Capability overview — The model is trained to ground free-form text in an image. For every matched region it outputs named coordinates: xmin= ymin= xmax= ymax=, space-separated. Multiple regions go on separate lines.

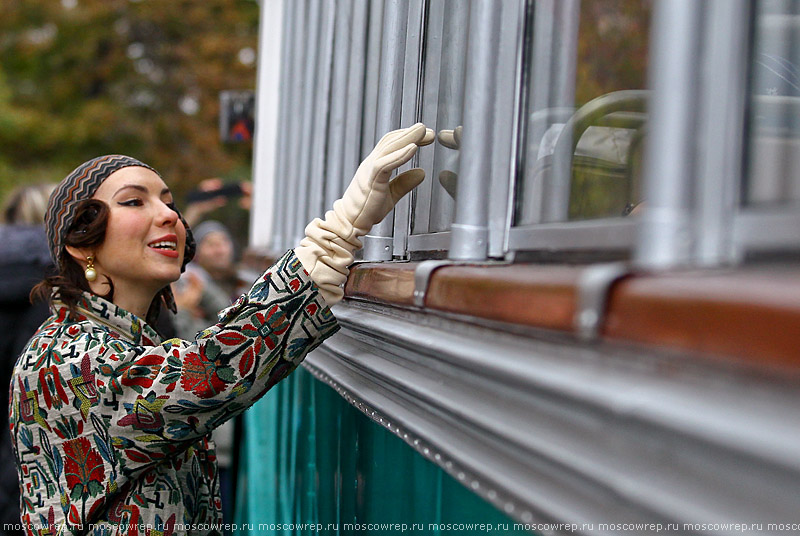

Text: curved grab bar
xmin=544 ymin=89 xmax=649 ymax=222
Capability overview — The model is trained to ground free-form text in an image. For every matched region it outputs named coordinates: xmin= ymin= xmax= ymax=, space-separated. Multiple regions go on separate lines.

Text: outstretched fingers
xmin=419 ymin=127 xmax=435 ymax=146
xmin=377 ymin=123 xmax=433 ymax=155
xmin=374 ymin=143 xmax=419 ymax=177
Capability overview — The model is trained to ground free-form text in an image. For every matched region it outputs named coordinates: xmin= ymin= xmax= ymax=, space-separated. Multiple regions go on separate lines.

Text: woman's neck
xmin=89 ymin=279 xmax=156 ymax=319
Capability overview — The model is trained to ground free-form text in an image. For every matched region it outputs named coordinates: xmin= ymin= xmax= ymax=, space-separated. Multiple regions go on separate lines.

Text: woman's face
xmin=89 ymin=166 xmax=186 ymax=302
xmin=196 ymin=231 xmax=234 ymax=274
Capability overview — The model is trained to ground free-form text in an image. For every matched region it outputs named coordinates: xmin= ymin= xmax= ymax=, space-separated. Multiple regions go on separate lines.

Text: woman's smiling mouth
xmin=148 ymin=236 xmax=179 ymax=257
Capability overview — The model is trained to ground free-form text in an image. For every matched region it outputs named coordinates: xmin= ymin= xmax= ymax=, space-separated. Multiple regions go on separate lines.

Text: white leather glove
xmin=295 ymin=123 xmax=434 ymax=305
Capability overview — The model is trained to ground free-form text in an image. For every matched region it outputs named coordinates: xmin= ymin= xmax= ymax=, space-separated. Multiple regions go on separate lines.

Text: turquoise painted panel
xmin=235 ymin=367 xmax=533 ymax=535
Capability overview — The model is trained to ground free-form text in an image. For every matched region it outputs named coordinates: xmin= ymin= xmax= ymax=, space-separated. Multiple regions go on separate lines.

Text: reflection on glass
xmin=518 ymin=0 xmax=651 ymax=225
xmin=745 ymin=0 xmax=800 ymax=206
xmin=437 ymin=126 xmax=462 ymax=199
xmin=412 ymin=0 xmax=467 ymax=235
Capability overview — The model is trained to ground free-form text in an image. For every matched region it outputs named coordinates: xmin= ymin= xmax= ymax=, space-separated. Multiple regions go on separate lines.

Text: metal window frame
xmin=307 ymin=0 xmax=336 ymax=228
xmin=405 ymin=0 xmax=524 ymax=259
xmin=634 ymin=0 xmax=701 ymax=268
xmin=425 ymin=0 xmax=469 ymax=235
xmin=269 ymin=0 xmax=763 ymax=264
xmin=323 ymin=0 xmax=355 ymax=210
xmin=509 ymin=0 xmax=752 ymax=267
xmin=448 ymin=0 xmax=501 ymax=260
xmin=282 ymin=0 xmax=315 ymax=251
xmin=290 ymin=0 xmax=318 ymax=247
xmin=362 ymin=0 xmax=410 ymax=261
xmin=509 ymin=0 xmax=645 ymax=257
xmin=634 ymin=0 xmax=755 ymax=268
xmin=508 ymin=218 xmax=638 ymax=252
xmin=392 ymin=0 xmax=427 ymax=258
xmin=692 ymin=0 xmax=750 ymax=266
xmin=517 ymin=0 xmax=580 ymax=227
xmin=360 ymin=1 xmax=384 ymax=163
xmin=489 ymin=0 xmax=526 ymax=259
xmin=732 ymin=2 xmax=800 ymax=258
xmin=342 ymin=1 xmax=370 ymax=189
xmin=734 ymin=208 xmax=800 ymax=252
xmin=266 ymin=0 xmax=293 ymax=252
xmin=409 ymin=0 xmax=446 ymax=239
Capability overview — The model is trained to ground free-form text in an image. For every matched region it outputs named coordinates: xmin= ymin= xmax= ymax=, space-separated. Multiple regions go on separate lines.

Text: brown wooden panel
xmin=342 ymin=261 xmax=800 ymax=370
xmin=425 ymin=265 xmax=581 ymax=331
xmin=604 ymin=269 xmax=800 ymax=370
xmin=344 ymin=262 xmax=419 ymax=306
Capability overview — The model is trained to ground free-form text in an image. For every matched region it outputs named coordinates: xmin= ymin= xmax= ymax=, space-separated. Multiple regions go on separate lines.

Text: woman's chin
xmin=147 ymin=269 xmax=183 ymax=290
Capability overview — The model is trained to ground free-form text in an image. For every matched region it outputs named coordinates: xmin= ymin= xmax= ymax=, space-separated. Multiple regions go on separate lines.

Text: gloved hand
xmin=295 ymin=123 xmax=434 ymax=305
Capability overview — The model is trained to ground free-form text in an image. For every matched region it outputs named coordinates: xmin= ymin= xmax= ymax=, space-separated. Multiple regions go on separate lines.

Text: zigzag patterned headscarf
xmin=45 ymin=155 xmax=196 ymax=308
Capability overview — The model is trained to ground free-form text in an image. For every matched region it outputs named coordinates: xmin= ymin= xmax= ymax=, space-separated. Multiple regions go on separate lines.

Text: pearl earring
xmin=85 ymin=255 xmax=97 ymax=282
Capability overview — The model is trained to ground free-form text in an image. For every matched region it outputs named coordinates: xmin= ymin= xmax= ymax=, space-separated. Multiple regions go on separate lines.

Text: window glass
xmin=412 ymin=0 xmax=468 ymax=235
xmin=745 ymin=0 xmax=800 ymax=206
xmin=517 ymin=0 xmax=651 ymax=226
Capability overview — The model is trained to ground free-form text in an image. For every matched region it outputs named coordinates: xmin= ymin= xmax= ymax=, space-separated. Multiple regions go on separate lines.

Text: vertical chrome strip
xmin=635 ymin=0 xmax=701 ymax=268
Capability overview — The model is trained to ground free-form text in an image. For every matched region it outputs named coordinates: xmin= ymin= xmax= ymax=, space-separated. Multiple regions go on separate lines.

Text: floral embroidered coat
xmin=9 ymin=251 xmax=339 ymax=535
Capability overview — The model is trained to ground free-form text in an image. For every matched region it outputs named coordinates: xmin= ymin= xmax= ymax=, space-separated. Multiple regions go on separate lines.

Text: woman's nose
xmin=158 ymin=201 xmax=179 ymax=226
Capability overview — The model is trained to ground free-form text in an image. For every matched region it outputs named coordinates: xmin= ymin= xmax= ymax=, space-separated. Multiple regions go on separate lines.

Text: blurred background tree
xmin=575 ymin=0 xmax=651 ymax=106
xmin=0 ymin=0 xmax=258 ymax=221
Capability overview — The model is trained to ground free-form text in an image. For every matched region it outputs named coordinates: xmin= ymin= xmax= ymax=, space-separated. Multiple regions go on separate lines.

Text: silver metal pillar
xmin=263 ymin=0 xmax=290 ymax=251
xmin=449 ymin=0 xmax=501 ymax=260
xmin=695 ymin=0 xmax=750 ymax=265
xmin=283 ymin=0 xmax=309 ymax=252
xmin=343 ymin=0 xmax=369 ymax=188
xmin=307 ymin=1 xmax=335 ymax=224
xmin=363 ymin=0 xmax=409 ymax=260
xmin=635 ymin=0 xmax=701 ymax=268
xmin=535 ymin=0 xmax=580 ymax=224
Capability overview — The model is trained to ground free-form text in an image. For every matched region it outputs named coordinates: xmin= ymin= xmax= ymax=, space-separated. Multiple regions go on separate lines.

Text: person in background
xmin=181 ymin=178 xmax=252 ymax=229
xmin=172 ymin=221 xmax=238 ymax=337
xmin=0 ymin=183 xmax=55 ymax=536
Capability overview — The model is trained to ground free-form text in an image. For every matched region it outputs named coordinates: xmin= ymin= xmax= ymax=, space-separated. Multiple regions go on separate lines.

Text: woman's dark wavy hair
xmin=31 ymin=199 xmax=168 ymax=328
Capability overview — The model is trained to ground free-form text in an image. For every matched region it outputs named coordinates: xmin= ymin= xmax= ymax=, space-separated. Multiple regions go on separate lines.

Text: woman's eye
xmin=119 ymin=199 xmax=143 ymax=207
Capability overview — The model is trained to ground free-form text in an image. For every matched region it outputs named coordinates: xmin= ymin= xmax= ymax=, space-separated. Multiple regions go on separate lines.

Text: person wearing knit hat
xmin=10 ymin=123 xmax=433 ymax=534
xmin=172 ymin=220 xmax=241 ymax=534
xmin=190 ymin=220 xmax=238 ymax=294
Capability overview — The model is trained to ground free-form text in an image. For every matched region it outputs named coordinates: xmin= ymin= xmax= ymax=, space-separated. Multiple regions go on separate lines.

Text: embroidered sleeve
xmin=92 ymin=250 xmax=339 ymax=476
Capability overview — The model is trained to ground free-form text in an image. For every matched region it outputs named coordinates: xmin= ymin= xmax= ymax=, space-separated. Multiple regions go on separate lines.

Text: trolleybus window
xmin=518 ymin=0 xmax=651 ymax=227
xmin=746 ymin=0 xmax=800 ymax=207
xmin=412 ymin=0 xmax=468 ymax=236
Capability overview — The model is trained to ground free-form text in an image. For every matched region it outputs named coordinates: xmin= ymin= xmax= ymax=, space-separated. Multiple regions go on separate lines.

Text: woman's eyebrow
xmin=111 ymin=185 xmax=172 ymax=198
xmin=112 ymin=184 xmax=148 ymax=198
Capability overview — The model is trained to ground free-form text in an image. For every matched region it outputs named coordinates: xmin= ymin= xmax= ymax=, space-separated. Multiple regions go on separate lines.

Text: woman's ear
xmin=64 ymin=245 xmax=91 ymax=267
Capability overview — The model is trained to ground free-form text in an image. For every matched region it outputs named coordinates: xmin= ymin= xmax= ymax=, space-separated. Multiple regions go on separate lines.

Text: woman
xmin=10 ymin=124 xmax=433 ymax=535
